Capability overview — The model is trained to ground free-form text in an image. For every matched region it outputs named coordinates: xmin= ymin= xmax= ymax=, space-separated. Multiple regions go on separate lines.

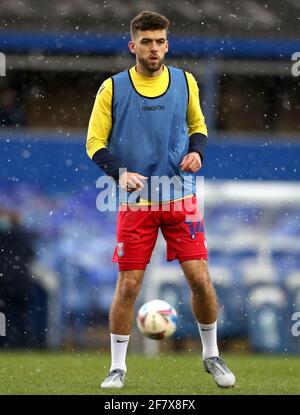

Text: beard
xmin=137 ymin=55 xmax=164 ymax=73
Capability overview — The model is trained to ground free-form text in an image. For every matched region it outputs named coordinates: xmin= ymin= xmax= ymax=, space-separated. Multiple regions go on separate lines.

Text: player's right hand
xmin=119 ymin=172 xmax=148 ymax=192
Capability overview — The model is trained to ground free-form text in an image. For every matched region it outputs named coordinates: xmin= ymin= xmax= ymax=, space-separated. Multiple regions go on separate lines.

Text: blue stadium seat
xmin=206 ymin=205 xmax=263 ymax=234
xmin=271 ymin=207 xmax=300 ymax=237
xmin=284 ymin=271 xmax=300 ymax=353
xmin=246 ymin=284 xmax=290 ymax=353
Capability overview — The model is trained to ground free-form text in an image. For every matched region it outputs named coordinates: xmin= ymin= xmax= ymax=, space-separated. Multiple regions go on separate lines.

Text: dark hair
xmin=130 ymin=11 xmax=170 ymax=39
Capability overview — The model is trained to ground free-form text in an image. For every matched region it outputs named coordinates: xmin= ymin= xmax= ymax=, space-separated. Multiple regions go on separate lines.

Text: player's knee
xmin=187 ymin=270 xmax=212 ymax=294
xmin=119 ymin=275 xmax=141 ymax=302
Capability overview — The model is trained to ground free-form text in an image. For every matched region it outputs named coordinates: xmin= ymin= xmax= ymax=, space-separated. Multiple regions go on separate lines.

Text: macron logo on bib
xmin=142 ymin=105 xmax=165 ymax=111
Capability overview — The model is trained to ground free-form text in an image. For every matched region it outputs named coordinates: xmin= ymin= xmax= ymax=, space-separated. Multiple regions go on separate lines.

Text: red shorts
xmin=112 ymin=196 xmax=208 ymax=271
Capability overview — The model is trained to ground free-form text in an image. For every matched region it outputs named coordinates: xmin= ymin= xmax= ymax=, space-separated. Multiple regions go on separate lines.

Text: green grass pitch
xmin=0 ymin=351 xmax=299 ymax=395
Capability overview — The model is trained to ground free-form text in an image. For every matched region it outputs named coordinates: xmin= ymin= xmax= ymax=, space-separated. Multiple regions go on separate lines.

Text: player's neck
xmin=135 ymin=63 xmax=164 ymax=78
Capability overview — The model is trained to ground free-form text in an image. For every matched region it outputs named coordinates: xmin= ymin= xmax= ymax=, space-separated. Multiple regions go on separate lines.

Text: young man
xmin=86 ymin=11 xmax=235 ymax=389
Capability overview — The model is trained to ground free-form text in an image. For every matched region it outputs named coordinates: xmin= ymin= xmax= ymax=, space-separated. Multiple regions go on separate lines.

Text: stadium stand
xmin=0 ymin=1 xmax=300 ymax=352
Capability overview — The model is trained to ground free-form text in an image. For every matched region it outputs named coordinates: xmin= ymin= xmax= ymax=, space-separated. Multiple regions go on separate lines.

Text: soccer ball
xmin=136 ymin=299 xmax=177 ymax=340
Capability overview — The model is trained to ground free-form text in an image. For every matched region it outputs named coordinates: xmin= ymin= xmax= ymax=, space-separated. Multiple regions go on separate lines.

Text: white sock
xmin=110 ymin=333 xmax=130 ymax=372
xmin=197 ymin=321 xmax=219 ymax=360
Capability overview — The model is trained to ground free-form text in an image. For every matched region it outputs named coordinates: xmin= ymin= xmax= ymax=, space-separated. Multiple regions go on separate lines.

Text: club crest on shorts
xmin=117 ymin=242 xmax=124 ymax=257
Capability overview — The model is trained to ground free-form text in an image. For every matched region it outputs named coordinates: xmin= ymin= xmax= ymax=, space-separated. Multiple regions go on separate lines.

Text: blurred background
xmin=0 ymin=0 xmax=299 ymax=355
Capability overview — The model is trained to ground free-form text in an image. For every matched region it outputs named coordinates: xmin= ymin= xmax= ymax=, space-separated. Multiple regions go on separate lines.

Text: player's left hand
xmin=180 ymin=151 xmax=202 ymax=172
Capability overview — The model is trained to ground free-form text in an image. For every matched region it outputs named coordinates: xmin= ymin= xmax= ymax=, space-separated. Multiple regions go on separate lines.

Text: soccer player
xmin=86 ymin=11 xmax=235 ymax=389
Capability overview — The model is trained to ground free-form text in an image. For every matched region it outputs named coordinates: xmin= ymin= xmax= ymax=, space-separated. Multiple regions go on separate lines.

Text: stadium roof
xmin=1 ymin=0 xmax=300 ymax=39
